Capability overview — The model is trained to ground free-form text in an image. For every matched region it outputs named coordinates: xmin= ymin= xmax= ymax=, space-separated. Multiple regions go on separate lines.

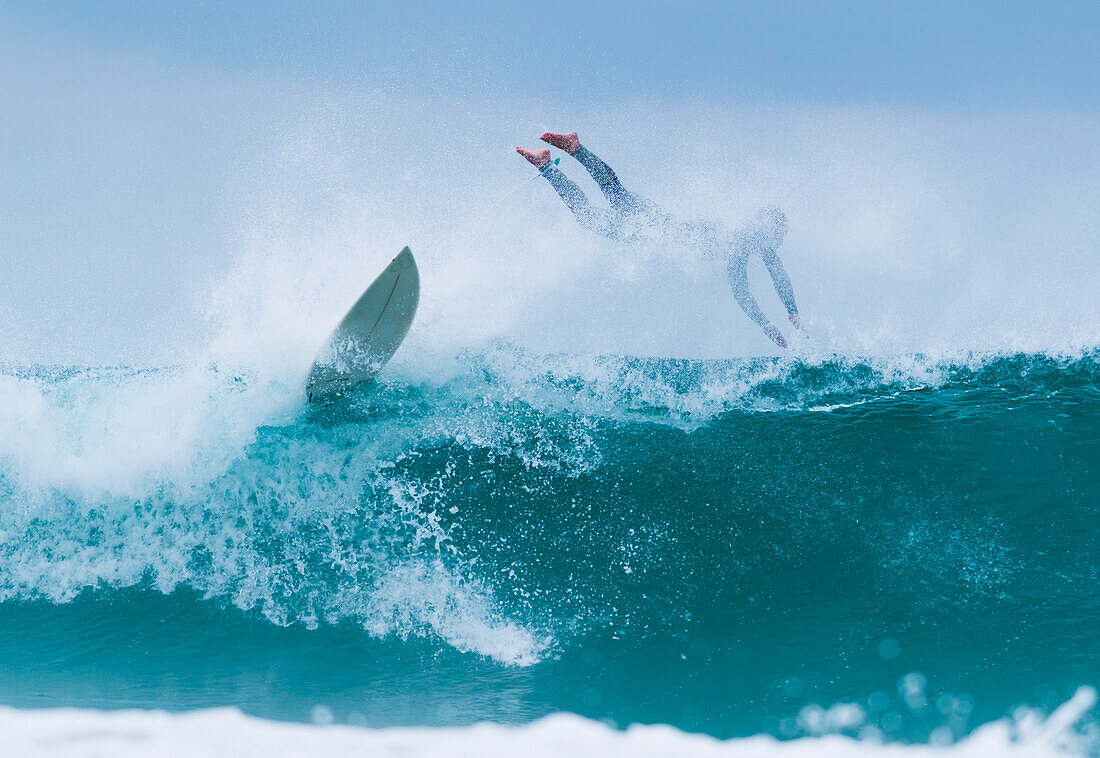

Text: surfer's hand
xmin=763 ymin=324 xmax=788 ymax=348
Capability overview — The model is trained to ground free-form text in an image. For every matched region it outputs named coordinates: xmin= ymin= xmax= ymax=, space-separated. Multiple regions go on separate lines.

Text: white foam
xmin=0 ymin=362 xmax=558 ymax=666
xmin=0 ymin=364 xmax=300 ymax=500
xmin=367 ymin=560 xmax=551 ymax=666
xmin=0 ymin=687 xmax=1095 ymax=757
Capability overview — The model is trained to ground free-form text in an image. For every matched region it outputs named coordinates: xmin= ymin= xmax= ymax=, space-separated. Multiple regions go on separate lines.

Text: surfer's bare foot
xmin=540 ymin=131 xmax=580 ymax=154
xmin=789 ymin=312 xmax=803 ymax=330
xmin=763 ymin=323 xmax=788 ymax=349
xmin=516 ymin=146 xmax=552 ymax=167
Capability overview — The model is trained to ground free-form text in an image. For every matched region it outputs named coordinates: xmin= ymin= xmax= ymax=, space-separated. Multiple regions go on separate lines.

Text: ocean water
xmin=0 ymin=347 xmax=1097 ymax=753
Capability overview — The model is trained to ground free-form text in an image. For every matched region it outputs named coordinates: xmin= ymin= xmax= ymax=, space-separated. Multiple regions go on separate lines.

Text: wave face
xmin=0 ymin=349 xmax=1097 ymax=743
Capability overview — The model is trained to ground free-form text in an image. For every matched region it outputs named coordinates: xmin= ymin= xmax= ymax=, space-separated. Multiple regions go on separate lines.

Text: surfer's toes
xmin=516 ymin=146 xmax=552 ymax=167
xmin=540 ymin=131 xmax=580 ymax=154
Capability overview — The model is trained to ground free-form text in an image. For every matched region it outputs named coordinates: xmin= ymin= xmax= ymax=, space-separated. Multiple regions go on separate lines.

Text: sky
xmin=1 ymin=1 xmax=1098 ymax=365
xmin=6 ymin=0 xmax=1100 ymax=107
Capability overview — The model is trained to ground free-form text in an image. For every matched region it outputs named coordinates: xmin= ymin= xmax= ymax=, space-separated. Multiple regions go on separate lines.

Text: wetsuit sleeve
xmin=726 ymin=255 xmax=769 ymax=328
xmin=762 ymin=249 xmax=798 ymax=315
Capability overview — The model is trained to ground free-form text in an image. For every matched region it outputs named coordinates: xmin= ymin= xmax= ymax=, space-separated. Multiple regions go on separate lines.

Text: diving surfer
xmin=517 ymin=132 xmax=802 ymax=348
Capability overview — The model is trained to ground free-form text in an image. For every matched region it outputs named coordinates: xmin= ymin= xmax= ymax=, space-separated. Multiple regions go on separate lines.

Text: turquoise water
xmin=0 ymin=349 xmax=1097 ymax=744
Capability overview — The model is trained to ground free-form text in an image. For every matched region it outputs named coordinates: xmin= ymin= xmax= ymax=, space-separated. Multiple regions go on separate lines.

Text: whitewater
xmin=1 ymin=44 xmax=1099 ymax=754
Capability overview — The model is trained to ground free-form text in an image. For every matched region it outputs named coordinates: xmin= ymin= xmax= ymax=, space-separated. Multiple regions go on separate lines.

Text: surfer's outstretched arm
xmin=762 ymin=249 xmax=801 ymax=328
xmin=728 ymin=255 xmax=788 ymax=348
xmin=516 ymin=146 xmax=611 ymax=237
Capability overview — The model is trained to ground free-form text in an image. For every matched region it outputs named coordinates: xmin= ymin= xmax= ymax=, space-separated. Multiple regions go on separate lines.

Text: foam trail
xmin=0 ymin=688 xmax=1095 ymax=757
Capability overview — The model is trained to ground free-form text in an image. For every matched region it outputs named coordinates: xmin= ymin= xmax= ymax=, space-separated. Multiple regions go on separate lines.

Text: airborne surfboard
xmin=306 ymin=246 xmax=419 ymax=402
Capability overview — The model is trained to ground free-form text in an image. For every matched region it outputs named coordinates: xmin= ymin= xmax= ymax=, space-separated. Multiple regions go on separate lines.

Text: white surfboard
xmin=306 ymin=246 xmax=419 ymax=402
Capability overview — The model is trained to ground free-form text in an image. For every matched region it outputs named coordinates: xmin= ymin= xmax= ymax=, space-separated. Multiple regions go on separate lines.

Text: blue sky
xmin=7 ymin=0 xmax=1099 ymax=108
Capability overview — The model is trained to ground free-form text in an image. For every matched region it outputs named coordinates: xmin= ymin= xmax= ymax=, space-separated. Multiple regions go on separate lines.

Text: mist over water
xmin=3 ymin=27 xmax=1099 ymax=367
xmin=207 ymin=98 xmax=1100 ymax=373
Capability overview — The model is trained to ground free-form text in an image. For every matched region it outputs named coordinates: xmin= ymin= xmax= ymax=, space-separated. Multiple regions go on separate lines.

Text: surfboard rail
xmin=306 ymin=246 xmax=419 ymax=402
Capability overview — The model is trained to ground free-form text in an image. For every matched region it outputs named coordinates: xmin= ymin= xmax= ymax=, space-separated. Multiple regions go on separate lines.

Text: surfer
xmin=517 ymin=132 xmax=802 ymax=348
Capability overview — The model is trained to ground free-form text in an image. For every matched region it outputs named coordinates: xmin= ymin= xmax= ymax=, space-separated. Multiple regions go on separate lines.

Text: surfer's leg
xmin=538 ymin=162 xmax=595 ymax=221
xmin=516 ymin=146 xmax=610 ymax=235
xmin=541 ymin=132 xmax=645 ymax=214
